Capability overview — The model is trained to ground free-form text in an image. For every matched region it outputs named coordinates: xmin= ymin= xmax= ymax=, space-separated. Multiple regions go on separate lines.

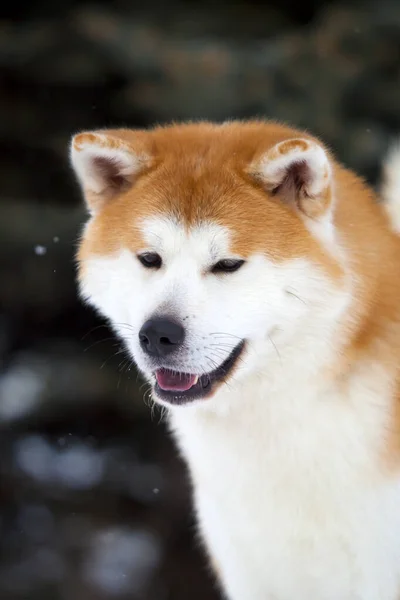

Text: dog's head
xmin=71 ymin=122 xmax=349 ymax=407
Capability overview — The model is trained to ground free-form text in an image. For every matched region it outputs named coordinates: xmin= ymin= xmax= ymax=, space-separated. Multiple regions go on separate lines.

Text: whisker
xmin=205 ymin=356 xmax=236 ymax=393
xmin=268 ymin=334 xmax=281 ymax=363
xmin=139 ymin=379 xmax=151 ymax=394
xmin=207 ymin=347 xmax=247 ymax=372
xmin=99 ymin=347 xmax=125 ymax=370
xmin=208 ymin=343 xmax=237 ymax=350
xmin=285 ymin=289 xmax=307 ymax=305
xmin=204 ymin=355 xmax=221 ymax=372
xmin=81 ymin=324 xmax=112 ymax=340
xmin=158 ymin=405 xmax=168 ymax=424
xmin=209 ymin=332 xmax=242 ymax=340
xmin=117 ymin=356 xmax=130 ymax=373
xmin=83 ymin=338 xmax=120 ymax=352
xmin=81 ymin=322 xmax=136 ymax=343
xmin=142 ymin=385 xmax=153 ymax=409
xmin=134 ymin=227 xmax=163 ymax=246
xmin=113 ymin=322 xmax=137 ymax=332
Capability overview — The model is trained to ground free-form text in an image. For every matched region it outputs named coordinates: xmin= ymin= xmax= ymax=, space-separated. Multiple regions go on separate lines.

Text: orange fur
xmin=75 ymin=120 xmax=400 ymax=470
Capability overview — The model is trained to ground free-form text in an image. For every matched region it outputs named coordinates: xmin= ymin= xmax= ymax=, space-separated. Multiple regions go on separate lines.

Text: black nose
xmin=139 ymin=318 xmax=185 ymax=357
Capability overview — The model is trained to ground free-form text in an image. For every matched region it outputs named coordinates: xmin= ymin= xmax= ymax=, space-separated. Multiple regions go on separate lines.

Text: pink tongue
xmin=156 ymin=369 xmax=198 ymax=392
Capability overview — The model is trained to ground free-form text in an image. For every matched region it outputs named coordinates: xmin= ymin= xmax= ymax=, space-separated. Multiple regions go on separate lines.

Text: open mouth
xmin=153 ymin=340 xmax=245 ymax=405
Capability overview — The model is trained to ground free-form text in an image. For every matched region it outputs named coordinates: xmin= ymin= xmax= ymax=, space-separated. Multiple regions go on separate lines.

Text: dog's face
xmin=72 ymin=122 xmax=347 ymax=407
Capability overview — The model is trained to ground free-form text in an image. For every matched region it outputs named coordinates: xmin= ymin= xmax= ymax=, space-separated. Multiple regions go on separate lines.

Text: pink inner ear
xmin=271 ymin=159 xmax=311 ymax=201
xmin=92 ymin=156 xmax=128 ymax=189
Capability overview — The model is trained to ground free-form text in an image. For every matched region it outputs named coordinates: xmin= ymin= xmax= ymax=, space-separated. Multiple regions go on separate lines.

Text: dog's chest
xmin=171 ymin=379 xmax=400 ymax=600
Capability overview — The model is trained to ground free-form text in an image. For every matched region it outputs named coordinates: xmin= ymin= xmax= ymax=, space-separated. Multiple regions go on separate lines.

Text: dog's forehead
xmin=140 ymin=216 xmax=232 ymax=260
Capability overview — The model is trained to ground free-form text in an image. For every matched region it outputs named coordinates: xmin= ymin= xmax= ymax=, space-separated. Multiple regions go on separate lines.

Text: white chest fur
xmin=170 ymin=367 xmax=400 ymax=600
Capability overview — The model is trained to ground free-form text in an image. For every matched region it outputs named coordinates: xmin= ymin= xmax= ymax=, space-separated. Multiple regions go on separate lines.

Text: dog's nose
xmin=139 ymin=318 xmax=185 ymax=357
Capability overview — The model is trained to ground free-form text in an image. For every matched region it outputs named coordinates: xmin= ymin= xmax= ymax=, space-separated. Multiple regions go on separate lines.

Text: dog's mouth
xmin=153 ymin=341 xmax=245 ymax=405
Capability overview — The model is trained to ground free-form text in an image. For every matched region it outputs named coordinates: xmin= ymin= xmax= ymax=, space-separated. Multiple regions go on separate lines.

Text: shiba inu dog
xmin=70 ymin=121 xmax=400 ymax=600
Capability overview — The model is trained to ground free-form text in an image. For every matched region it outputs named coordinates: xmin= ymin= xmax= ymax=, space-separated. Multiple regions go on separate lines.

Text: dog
xmin=70 ymin=121 xmax=400 ymax=600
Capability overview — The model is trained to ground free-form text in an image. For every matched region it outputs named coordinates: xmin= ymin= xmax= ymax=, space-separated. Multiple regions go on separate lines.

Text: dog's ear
xmin=70 ymin=130 xmax=151 ymax=214
xmin=250 ymin=138 xmax=333 ymax=220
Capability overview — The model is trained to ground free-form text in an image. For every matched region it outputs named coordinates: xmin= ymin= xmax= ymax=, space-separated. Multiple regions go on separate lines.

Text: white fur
xmin=172 ymin=364 xmax=400 ymax=600
xmin=258 ymin=138 xmax=337 ymax=249
xmin=259 ymin=138 xmax=332 ymax=199
xmin=80 ymin=217 xmax=346 ymax=393
xmin=70 ymin=133 xmax=141 ymax=196
xmin=79 ymin=216 xmax=400 ymax=600
xmin=382 ymin=141 xmax=400 ymax=234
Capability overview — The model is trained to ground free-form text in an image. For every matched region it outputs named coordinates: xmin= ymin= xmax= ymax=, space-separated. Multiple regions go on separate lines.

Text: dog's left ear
xmin=250 ymin=138 xmax=333 ymax=220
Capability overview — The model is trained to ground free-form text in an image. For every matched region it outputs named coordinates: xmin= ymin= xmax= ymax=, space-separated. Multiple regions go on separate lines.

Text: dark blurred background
xmin=0 ymin=0 xmax=399 ymax=598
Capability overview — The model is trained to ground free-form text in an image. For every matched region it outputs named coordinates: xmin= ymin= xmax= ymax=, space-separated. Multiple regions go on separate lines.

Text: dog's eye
xmin=211 ymin=259 xmax=245 ymax=274
xmin=138 ymin=252 xmax=162 ymax=269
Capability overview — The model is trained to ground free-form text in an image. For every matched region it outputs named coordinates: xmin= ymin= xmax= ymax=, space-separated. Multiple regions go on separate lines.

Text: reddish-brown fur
xmin=75 ymin=120 xmax=400 ymax=469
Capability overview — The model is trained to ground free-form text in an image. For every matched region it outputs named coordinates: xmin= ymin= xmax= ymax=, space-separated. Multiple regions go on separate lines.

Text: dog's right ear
xmin=70 ymin=130 xmax=151 ymax=214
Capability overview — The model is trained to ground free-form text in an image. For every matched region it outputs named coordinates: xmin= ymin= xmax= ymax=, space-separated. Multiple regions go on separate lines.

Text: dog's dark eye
xmin=211 ymin=259 xmax=245 ymax=274
xmin=138 ymin=252 xmax=162 ymax=269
